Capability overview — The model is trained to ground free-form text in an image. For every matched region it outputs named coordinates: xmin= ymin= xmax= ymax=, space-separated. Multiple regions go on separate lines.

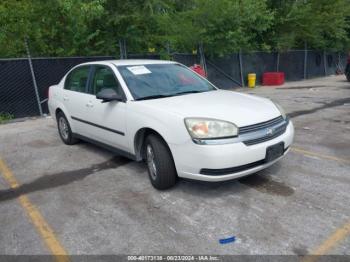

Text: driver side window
xmin=90 ymin=66 xmax=124 ymax=98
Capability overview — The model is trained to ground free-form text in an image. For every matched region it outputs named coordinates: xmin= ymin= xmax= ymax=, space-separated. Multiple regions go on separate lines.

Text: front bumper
xmin=170 ymin=121 xmax=294 ymax=182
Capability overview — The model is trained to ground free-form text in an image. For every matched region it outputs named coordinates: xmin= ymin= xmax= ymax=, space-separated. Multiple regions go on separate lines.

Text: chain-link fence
xmin=0 ymin=50 xmax=347 ymax=119
xmin=203 ymin=50 xmax=345 ymax=88
xmin=128 ymin=50 xmax=347 ymax=88
xmin=0 ymin=56 xmax=114 ymax=118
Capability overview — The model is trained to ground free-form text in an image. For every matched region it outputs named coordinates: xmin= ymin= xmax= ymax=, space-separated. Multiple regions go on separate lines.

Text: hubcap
xmin=58 ymin=117 xmax=69 ymax=140
xmin=146 ymin=144 xmax=157 ymax=180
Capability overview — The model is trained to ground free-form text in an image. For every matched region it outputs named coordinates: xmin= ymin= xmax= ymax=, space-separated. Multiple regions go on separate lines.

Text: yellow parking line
xmin=0 ymin=158 xmax=69 ymax=262
xmin=292 ymin=147 xmax=350 ymax=260
xmin=291 ymin=147 xmax=350 ymax=164
xmin=302 ymin=220 xmax=350 ymax=262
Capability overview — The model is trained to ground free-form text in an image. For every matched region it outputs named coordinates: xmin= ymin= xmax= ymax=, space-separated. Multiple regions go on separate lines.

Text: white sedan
xmin=48 ymin=60 xmax=294 ymax=189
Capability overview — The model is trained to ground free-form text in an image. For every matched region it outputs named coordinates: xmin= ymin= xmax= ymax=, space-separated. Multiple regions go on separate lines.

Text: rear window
xmin=65 ymin=66 xmax=90 ymax=93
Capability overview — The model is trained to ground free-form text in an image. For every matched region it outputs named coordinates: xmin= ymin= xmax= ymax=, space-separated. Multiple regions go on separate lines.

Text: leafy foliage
xmin=0 ymin=112 xmax=14 ymax=124
xmin=0 ymin=0 xmax=349 ymax=58
xmin=267 ymin=0 xmax=350 ymax=51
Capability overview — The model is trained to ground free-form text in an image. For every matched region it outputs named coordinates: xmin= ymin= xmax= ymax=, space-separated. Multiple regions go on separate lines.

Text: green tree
xmin=267 ymin=0 xmax=350 ymax=51
xmin=165 ymin=0 xmax=274 ymax=56
xmin=0 ymin=0 xmax=105 ymax=57
xmin=0 ymin=0 xmax=349 ymax=58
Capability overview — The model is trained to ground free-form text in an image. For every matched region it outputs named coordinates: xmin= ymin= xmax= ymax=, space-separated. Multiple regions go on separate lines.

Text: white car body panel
xmin=132 ymin=90 xmax=281 ymax=127
xmin=48 ymin=59 xmax=295 ymax=182
xmin=81 ymin=94 xmax=128 ymax=151
xmin=62 ymin=90 xmax=92 ymax=135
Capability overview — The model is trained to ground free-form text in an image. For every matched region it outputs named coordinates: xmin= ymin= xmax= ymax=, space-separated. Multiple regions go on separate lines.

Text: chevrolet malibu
xmin=48 ymin=60 xmax=294 ymax=189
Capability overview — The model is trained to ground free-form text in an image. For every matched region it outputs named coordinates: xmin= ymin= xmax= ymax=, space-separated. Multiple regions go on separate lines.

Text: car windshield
xmin=117 ymin=64 xmax=216 ymax=100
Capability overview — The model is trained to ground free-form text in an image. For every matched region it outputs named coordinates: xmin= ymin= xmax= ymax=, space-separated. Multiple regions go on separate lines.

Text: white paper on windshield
xmin=127 ymin=65 xmax=151 ymax=75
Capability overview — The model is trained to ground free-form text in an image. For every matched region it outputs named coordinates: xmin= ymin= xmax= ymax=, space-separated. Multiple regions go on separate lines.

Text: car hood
xmin=137 ymin=90 xmax=282 ymax=127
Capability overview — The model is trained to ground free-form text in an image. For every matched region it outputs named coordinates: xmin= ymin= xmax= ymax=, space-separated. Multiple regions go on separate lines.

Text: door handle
xmin=86 ymin=102 xmax=94 ymax=108
xmin=63 ymin=95 xmax=69 ymax=101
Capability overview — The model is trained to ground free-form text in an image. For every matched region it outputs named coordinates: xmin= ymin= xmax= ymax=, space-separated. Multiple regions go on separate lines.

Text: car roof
xmin=80 ymin=59 xmax=178 ymax=66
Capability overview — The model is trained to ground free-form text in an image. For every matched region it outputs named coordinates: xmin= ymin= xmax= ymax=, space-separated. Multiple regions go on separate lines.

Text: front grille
xmin=239 ymin=116 xmax=284 ymax=134
xmin=243 ymin=124 xmax=287 ymax=145
xmin=238 ymin=116 xmax=288 ymax=146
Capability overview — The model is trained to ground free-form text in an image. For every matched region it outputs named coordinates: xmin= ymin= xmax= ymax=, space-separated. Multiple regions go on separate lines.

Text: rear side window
xmin=64 ymin=66 xmax=90 ymax=92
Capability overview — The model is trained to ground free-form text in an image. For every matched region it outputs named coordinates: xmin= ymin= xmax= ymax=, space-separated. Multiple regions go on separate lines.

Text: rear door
xmin=61 ymin=65 xmax=92 ymax=136
xmin=84 ymin=65 xmax=128 ymax=151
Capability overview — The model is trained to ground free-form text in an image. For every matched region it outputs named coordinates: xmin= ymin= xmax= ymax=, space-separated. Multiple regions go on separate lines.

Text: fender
xmin=49 ymin=85 xmax=77 ymax=133
xmin=126 ymin=102 xmax=191 ymax=156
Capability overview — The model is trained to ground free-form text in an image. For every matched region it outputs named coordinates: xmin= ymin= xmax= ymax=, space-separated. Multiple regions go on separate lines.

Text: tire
xmin=346 ymin=64 xmax=350 ymax=82
xmin=144 ymin=134 xmax=177 ymax=190
xmin=56 ymin=111 xmax=79 ymax=145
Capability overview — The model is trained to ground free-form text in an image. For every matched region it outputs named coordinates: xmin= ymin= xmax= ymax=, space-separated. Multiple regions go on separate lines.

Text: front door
xmin=84 ymin=65 xmax=128 ymax=151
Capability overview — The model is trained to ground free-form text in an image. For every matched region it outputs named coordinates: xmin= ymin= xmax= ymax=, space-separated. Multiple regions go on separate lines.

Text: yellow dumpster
xmin=248 ymin=73 xmax=256 ymax=88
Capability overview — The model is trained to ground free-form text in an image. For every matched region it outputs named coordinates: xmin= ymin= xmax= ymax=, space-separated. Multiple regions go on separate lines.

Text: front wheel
xmin=145 ymin=134 xmax=177 ymax=190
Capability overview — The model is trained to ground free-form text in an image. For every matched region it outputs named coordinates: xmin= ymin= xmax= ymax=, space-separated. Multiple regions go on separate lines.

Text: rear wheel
xmin=56 ymin=111 xmax=79 ymax=145
xmin=144 ymin=134 xmax=177 ymax=190
xmin=346 ymin=64 xmax=350 ymax=82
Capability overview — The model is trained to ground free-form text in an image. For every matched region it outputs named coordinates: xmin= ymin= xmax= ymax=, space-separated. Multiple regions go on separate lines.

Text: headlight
xmin=184 ymin=118 xmax=238 ymax=139
xmin=273 ymin=102 xmax=287 ymax=119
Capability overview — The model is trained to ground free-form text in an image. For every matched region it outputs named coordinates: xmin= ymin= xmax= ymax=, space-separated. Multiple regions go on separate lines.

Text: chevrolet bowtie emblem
xmin=266 ymin=128 xmax=274 ymax=136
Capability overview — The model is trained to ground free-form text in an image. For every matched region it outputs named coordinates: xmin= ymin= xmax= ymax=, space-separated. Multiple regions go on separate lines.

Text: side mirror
xmin=96 ymin=88 xmax=123 ymax=103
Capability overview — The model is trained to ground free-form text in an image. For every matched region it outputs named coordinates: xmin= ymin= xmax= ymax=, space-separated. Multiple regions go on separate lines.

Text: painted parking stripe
xmin=0 ymin=158 xmax=69 ymax=262
xmin=291 ymin=147 xmax=350 ymax=261
xmin=302 ymin=220 xmax=350 ymax=262
xmin=291 ymin=147 xmax=350 ymax=164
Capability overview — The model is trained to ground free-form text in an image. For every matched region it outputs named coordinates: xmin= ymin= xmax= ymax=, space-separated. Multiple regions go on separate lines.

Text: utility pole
xmin=119 ymin=39 xmax=127 ymax=59
xmin=25 ymin=38 xmax=43 ymax=116
xmin=303 ymin=42 xmax=308 ymax=79
xmin=198 ymin=42 xmax=207 ymax=76
xmin=239 ymin=50 xmax=245 ymax=87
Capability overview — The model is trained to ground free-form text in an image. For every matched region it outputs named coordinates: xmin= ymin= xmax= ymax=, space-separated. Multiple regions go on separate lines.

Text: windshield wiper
xmin=135 ymin=90 xmax=210 ymax=101
xmin=135 ymin=94 xmax=173 ymax=101
xmin=171 ymin=90 xmax=206 ymax=96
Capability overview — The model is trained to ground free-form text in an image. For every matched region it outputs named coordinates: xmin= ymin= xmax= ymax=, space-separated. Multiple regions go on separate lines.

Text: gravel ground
xmin=0 ymin=75 xmax=349 ymax=257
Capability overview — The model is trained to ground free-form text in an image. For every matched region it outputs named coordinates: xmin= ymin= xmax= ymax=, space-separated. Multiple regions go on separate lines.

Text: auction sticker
xmin=127 ymin=65 xmax=152 ymax=75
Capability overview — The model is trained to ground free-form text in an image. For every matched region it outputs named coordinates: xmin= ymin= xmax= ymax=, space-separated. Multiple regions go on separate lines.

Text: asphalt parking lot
xmin=0 ymin=75 xmax=349 ymax=257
